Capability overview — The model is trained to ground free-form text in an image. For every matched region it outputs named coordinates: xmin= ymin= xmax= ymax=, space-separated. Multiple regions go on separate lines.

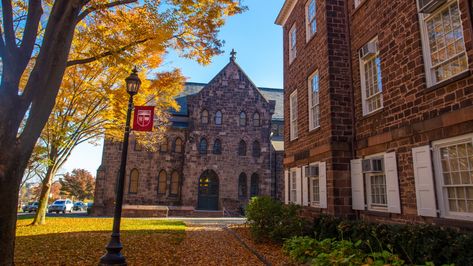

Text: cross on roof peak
xmin=230 ymin=49 xmax=237 ymax=62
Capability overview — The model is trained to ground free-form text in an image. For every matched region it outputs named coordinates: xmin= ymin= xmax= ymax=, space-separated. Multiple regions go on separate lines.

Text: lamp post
xmin=99 ymin=67 xmax=141 ymax=266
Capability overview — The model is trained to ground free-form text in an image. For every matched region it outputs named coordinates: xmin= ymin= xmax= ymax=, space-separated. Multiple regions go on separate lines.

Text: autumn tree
xmin=0 ymin=1 xmax=244 ymax=264
xmin=59 ymin=169 xmax=95 ymax=201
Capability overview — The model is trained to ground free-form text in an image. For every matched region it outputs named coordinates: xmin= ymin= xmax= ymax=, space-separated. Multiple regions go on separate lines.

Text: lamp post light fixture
xmin=99 ymin=67 xmax=141 ymax=266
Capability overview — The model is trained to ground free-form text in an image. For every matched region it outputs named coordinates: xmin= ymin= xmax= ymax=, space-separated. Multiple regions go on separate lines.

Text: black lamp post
xmin=99 ymin=67 xmax=141 ymax=266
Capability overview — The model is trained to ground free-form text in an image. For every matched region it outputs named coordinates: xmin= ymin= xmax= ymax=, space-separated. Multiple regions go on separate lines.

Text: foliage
xmin=15 ymin=218 xmax=185 ymax=265
xmin=245 ymin=196 xmax=308 ymax=243
xmin=59 ymin=169 xmax=95 ymax=200
xmin=284 ymin=236 xmax=404 ymax=266
xmin=311 ymin=215 xmax=473 ymax=265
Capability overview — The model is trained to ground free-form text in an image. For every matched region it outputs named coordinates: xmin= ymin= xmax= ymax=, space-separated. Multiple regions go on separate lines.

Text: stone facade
xmin=277 ymin=0 xmax=473 ymax=229
xmin=93 ymin=57 xmax=284 ymax=216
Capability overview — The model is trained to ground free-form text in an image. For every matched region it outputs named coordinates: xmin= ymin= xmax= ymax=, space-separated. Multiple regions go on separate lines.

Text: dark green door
xmin=197 ymin=170 xmax=219 ymax=210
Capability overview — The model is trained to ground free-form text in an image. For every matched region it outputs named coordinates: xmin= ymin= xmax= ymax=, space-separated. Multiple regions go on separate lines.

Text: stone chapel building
xmin=93 ymin=53 xmax=284 ymax=216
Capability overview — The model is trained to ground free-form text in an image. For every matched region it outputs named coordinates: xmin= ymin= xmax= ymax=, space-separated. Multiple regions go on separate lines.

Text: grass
xmin=15 ymin=217 xmax=186 ymax=265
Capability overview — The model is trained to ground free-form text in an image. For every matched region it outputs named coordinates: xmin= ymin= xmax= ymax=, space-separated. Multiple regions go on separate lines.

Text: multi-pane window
xmin=199 ymin=138 xmax=208 ymax=154
xmin=360 ymin=38 xmax=383 ymax=115
xmin=160 ymin=137 xmax=168 ymax=152
xmin=238 ymin=140 xmax=247 ymax=156
xmin=239 ymin=112 xmax=247 ymax=126
xmin=311 ymin=177 xmax=320 ymax=204
xmin=420 ymin=0 xmax=467 ymax=85
xmin=253 ymin=112 xmax=260 ymax=127
xmin=438 ymin=141 xmax=473 ymax=215
xmin=290 ymin=90 xmax=298 ymax=140
xmin=308 ymin=71 xmax=320 ymax=130
xmin=367 ymin=174 xmax=387 ymax=208
xmin=289 ymin=24 xmax=297 ymax=63
xmin=158 ymin=170 xmax=167 ymax=195
xmin=290 ymin=170 xmax=297 ymax=203
xmin=306 ymin=0 xmax=317 ymax=40
xmin=170 ymin=171 xmax=180 ymax=196
xmin=174 ymin=138 xmax=183 ymax=153
xmin=201 ymin=110 xmax=209 ymax=124
xmin=215 ymin=111 xmax=222 ymax=125
xmin=129 ymin=169 xmax=139 ymax=194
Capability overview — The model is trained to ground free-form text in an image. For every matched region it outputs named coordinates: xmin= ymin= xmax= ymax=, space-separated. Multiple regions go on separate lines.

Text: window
xmin=215 ymin=111 xmax=222 ymax=125
xmin=213 ymin=139 xmax=222 ymax=154
xmin=159 ymin=137 xmax=168 ymax=152
xmin=238 ymin=140 xmax=247 ymax=156
xmin=308 ymin=71 xmax=320 ymax=130
xmin=199 ymin=138 xmax=208 ymax=154
xmin=434 ymin=135 xmax=473 ymax=219
xmin=290 ymin=169 xmax=297 ymax=203
xmin=170 ymin=171 xmax=180 ymax=196
xmin=359 ymin=37 xmax=383 ymax=115
xmin=129 ymin=169 xmax=139 ymax=194
xmin=307 ymin=165 xmax=320 ymax=206
xmin=305 ymin=0 xmax=317 ymax=41
xmin=252 ymin=141 xmax=261 ymax=157
xmin=289 ymin=24 xmax=297 ymax=63
xmin=174 ymin=138 xmax=183 ymax=153
xmin=419 ymin=0 xmax=467 ymax=86
xmin=253 ymin=112 xmax=260 ymax=127
xmin=238 ymin=173 xmax=248 ymax=199
xmin=364 ymin=156 xmax=387 ymax=210
xmin=290 ymin=90 xmax=298 ymax=140
xmin=239 ymin=112 xmax=247 ymax=126
xmin=354 ymin=0 xmax=363 ymax=8
xmin=201 ymin=110 xmax=209 ymax=124
xmin=158 ymin=170 xmax=167 ymax=195
xmin=250 ymin=173 xmax=260 ymax=197
xmin=134 ymin=140 xmax=142 ymax=151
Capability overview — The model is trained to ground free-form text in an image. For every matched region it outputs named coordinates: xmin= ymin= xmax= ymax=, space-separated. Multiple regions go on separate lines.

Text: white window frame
xmin=290 ymin=168 xmax=298 ymax=204
xmin=290 ymin=90 xmax=298 ymax=140
xmin=364 ymin=153 xmax=388 ymax=212
xmin=308 ymin=70 xmax=320 ymax=131
xmin=418 ymin=0 xmax=468 ymax=87
xmin=308 ymin=163 xmax=320 ymax=207
xmin=305 ymin=0 xmax=317 ymax=42
xmin=432 ymin=133 xmax=473 ymax=221
xmin=289 ymin=23 xmax=297 ymax=63
xmin=354 ymin=0 xmax=363 ymax=8
xmin=359 ymin=37 xmax=383 ymax=116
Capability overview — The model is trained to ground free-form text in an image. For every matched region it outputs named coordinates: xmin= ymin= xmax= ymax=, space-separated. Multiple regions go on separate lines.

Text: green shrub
xmin=245 ymin=196 xmax=307 ymax=242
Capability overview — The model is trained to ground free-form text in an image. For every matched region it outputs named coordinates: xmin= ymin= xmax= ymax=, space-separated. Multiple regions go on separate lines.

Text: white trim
xmin=351 ymin=159 xmax=365 ymax=210
xmin=289 ymin=23 xmax=297 ymax=64
xmin=284 ymin=170 xmax=289 ymax=204
xmin=319 ymin=162 xmax=327 ymax=208
xmin=412 ymin=145 xmax=438 ymax=217
xmin=275 ymin=0 xmax=297 ymax=26
xmin=385 ymin=152 xmax=401 ymax=213
xmin=359 ymin=37 xmax=383 ymax=116
xmin=302 ymin=166 xmax=309 ymax=206
xmin=364 ymin=153 xmax=388 ymax=212
xmin=290 ymin=90 xmax=298 ymax=140
xmin=308 ymin=70 xmax=320 ymax=131
xmin=305 ymin=0 xmax=317 ymax=42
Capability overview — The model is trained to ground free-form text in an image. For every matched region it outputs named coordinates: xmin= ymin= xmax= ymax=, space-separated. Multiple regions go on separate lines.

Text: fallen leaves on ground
xmin=229 ymin=224 xmax=297 ymax=266
xmin=15 ymin=218 xmax=185 ymax=265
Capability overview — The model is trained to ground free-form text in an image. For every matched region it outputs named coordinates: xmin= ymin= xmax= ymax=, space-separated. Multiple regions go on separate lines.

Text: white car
xmin=48 ymin=199 xmax=74 ymax=214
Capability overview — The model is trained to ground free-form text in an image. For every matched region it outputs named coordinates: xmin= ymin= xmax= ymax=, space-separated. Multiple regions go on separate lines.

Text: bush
xmin=311 ymin=215 xmax=473 ymax=265
xmin=284 ymin=236 xmax=404 ymax=266
xmin=245 ymin=196 xmax=308 ymax=242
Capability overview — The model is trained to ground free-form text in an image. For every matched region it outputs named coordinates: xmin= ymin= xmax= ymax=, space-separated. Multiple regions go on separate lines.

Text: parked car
xmin=73 ymin=201 xmax=87 ymax=211
xmin=28 ymin=202 xmax=39 ymax=212
xmin=48 ymin=199 xmax=73 ymax=214
xmin=22 ymin=203 xmax=30 ymax=212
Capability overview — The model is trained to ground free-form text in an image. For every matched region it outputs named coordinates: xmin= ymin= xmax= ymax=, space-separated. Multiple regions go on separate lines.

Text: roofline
xmin=184 ymin=82 xmax=207 ymax=86
xmin=258 ymin=87 xmax=283 ymax=91
xmin=275 ymin=0 xmax=297 ymax=26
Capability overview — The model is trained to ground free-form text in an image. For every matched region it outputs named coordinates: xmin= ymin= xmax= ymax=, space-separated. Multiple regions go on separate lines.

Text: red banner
xmin=133 ymin=106 xmax=154 ymax=132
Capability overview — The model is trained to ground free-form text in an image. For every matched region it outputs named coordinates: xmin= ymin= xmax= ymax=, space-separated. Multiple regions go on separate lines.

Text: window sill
xmin=359 ymin=108 xmax=384 ymax=121
xmin=305 ymin=31 xmax=317 ymax=45
xmin=426 ymin=70 xmax=471 ymax=93
xmin=364 ymin=209 xmax=390 ymax=217
xmin=309 ymin=126 xmax=321 ymax=133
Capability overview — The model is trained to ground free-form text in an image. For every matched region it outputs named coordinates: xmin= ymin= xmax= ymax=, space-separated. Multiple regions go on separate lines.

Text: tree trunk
xmin=31 ymin=167 xmax=56 ymax=225
xmin=0 ymin=156 xmax=28 ymax=265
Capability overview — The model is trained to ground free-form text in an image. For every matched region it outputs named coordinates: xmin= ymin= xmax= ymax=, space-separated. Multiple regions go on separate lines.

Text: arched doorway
xmin=197 ymin=170 xmax=219 ymax=210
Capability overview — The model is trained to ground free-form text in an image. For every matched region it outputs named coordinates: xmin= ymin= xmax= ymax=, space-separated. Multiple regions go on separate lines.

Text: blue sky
xmin=62 ymin=0 xmax=285 ymax=175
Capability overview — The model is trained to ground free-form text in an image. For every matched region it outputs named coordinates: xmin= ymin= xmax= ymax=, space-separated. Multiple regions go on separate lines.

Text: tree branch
xmin=2 ymin=0 xmax=17 ymax=49
xmin=66 ymin=38 xmax=151 ymax=67
xmin=19 ymin=0 xmax=43 ymax=64
xmin=77 ymin=0 xmax=137 ymax=23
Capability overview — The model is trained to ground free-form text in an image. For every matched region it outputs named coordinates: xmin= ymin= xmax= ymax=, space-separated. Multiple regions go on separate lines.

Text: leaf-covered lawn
xmin=15 ymin=218 xmax=185 ymax=265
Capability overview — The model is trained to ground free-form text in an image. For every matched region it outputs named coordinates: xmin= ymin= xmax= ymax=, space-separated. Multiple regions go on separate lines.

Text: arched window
xmin=238 ymin=140 xmax=247 ymax=156
xmin=252 ymin=140 xmax=261 ymax=157
xmin=213 ymin=139 xmax=222 ymax=154
xmin=170 ymin=171 xmax=180 ymax=196
xmin=238 ymin=173 xmax=248 ymax=199
xmin=201 ymin=109 xmax=209 ymax=124
xmin=174 ymin=137 xmax=183 ymax=153
xmin=215 ymin=111 xmax=222 ymax=125
xmin=250 ymin=173 xmax=259 ymax=197
xmin=160 ymin=137 xmax=168 ymax=152
xmin=134 ymin=140 xmax=142 ymax=151
xmin=239 ymin=112 xmax=247 ymax=126
xmin=199 ymin=138 xmax=208 ymax=154
xmin=158 ymin=170 xmax=167 ymax=195
xmin=253 ymin=112 xmax=261 ymax=127
xmin=129 ymin=169 xmax=139 ymax=194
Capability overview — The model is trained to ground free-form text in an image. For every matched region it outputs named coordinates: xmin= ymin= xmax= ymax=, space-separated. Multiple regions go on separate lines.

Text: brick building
xmin=93 ymin=54 xmax=285 ymax=216
xmin=276 ymin=0 xmax=473 ymax=227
